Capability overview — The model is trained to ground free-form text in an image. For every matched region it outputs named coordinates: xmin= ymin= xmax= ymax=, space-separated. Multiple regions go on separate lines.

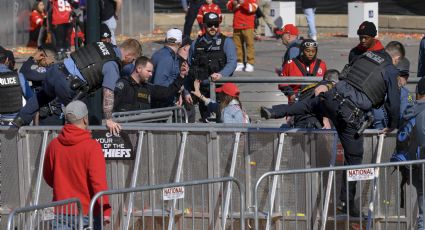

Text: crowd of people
xmin=1 ymin=0 xmax=424 ymax=228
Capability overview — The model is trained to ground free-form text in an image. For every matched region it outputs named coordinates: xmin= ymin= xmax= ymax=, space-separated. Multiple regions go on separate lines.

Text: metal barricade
xmin=7 ymin=198 xmax=83 ymax=230
xmin=112 ymin=106 xmax=188 ymax=123
xmin=88 ymin=177 xmax=245 ymax=230
xmin=254 ymin=159 xmax=425 ymax=230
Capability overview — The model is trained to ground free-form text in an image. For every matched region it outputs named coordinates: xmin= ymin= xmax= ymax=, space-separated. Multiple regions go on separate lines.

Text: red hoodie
xmin=43 ymin=124 xmax=110 ymax=216
xmin=226 ymin=0 xmax=258 ymax=29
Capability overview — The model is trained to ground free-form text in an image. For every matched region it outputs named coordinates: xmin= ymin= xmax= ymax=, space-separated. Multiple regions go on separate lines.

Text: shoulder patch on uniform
xmin=35 ymin=66 xmax=47 ymax=73
xmin=116 ymin=81 xmax=124 ymax=90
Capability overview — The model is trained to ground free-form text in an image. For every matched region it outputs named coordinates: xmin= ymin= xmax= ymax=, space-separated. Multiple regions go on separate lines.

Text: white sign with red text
xmin=163 ymin=186 xmax=185 ymax=200
xmin=347 ymin=168 xmax=375 ymax=181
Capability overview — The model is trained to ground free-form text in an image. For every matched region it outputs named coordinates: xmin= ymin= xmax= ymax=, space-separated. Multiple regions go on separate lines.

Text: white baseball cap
xmin=166 ymin=28 xmax=182 ymax=44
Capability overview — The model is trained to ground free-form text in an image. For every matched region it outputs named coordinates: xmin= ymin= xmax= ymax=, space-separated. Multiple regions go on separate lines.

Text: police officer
xmin=262 ymin=42 xmax=402 ymax=217
xmin=0 ymin=48 xmax=33 ymax=125
xmin=20 ymin=45 xmax=65 ymax=125
xmin=13 ymin=38 xmax=143 ymax=135
xmin=114 ymin=56 xmax=188 ymax=112
xmin=187 ymin=12 xmax=237 ymax=122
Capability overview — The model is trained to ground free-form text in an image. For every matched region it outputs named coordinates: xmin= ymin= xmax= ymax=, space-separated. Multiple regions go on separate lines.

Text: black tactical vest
xmin=340 ymin=51 xmax=388 ymax=107
xmin=70 ymin=42 xmax=120 ymax=91
xmin=136 ymin=85 xmax=151 ymax=110
xmin=190 ymin=34 xmax=227 ymax=81
xmin=0 ymin=71 xmax=23 ymax=114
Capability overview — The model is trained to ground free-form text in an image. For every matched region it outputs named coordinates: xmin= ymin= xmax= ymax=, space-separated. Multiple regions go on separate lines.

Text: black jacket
xmin=114 ymin=75 xmax=184 ymax=112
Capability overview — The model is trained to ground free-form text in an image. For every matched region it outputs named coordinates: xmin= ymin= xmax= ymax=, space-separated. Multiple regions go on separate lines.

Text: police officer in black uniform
xmin=262 ymin=43 xmax=403 ymax=217
xmin=114 ymin=56 xmax=188 ymax=112
xmin=187 ymin=12 xmax=237 ymax=122
xmin=0 ymin=48 xmax=33 ymax=125
xmin=13 ymin=38 xmax=143 ymax=135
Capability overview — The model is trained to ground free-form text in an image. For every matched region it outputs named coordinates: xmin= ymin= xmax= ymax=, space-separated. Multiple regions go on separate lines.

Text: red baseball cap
xmin=215 ymin=83 xmax=240 ymax=97
xmin=276 ymin=24 xmax=299 ymax=36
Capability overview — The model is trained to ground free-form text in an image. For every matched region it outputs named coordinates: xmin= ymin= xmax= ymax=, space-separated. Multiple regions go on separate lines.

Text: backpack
xmin=390 ymin=116 xmax=421 ymax=208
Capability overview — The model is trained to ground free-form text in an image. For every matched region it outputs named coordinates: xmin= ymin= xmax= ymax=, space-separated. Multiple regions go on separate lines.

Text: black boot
xmin=12 ymin=116 xmax=26 ymax=128
xmin=260 ymin=107 xmax=276 ymax=119
xmin=337 ymin=201 xmax=365 ymax=218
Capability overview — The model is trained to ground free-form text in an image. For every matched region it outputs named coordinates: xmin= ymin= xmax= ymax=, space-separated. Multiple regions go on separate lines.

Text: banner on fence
xmin=163 ymin=186 xmax=185 ymax=200
xmin=347 ymin=168 xmax=375 ymax=181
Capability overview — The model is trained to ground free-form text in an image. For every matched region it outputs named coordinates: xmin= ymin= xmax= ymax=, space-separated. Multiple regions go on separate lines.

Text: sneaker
xmin=245 ymin=63 xmax=254 ymax=72
xmin=311 ymin=35 xmax=317 ymax=41
xmin=235 ymin=63 xmax=244 ymax=72
xmin=260 ymin=107 xmax=275 ymax=119
xmin=337 ymin=201 xmax=365 ymax=218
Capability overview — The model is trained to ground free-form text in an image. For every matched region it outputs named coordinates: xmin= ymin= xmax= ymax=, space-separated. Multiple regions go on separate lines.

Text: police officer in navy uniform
xmin=187 ymin=12 xmax=237 ymax=122
xmin=114 ymin=56 xmax=188 ymax=112
xmin=0 ymin=48 xmax=33 ymax=125
xmin=262 ymin=42 xmax=403 ymax=217
xmin=13 ymin=39 xmax=142 ymax=135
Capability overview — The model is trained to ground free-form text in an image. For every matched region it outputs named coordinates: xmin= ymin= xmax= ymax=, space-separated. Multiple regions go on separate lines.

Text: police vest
xmin=136 ymin=84 xmax=151 ymax=110
xmin=70 ymin=42 xmax=120 ymax=91
xmin=340 ymin=51 xmax=388 ymax=108
xmin=190 ymin=34 xmax=227 ymax=81
xmin=0 ymin=71 xmax=23 ymax=114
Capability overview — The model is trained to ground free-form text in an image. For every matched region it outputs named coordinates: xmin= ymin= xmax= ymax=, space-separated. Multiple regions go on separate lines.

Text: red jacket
xmin=43 ymin=124 xmax=110 ymax=216
xmin=226 ymin=0 xmax=257 ymax=29
xmin=197 ymin=3 xmax=222 ymax=25
xmin=50 ymin=0 xmax=78 ymax=25
xmin=279 ymin=58 xmax=327 ymax=97
xmin=29 ymin=10 xmax=46 ymax=31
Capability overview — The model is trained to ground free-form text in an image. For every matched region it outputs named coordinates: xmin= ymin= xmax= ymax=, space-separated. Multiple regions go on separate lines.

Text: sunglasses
xmin=303 ymin=42 xmax=318 ymax=48
xmin=206 ymin=23 xmax=219 ymax=28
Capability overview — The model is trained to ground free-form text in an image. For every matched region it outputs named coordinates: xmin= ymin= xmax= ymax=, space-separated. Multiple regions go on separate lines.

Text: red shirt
xmin=43 ymin=124 xmax=110 ymax=216
xmin=50 ymin=0 xmax=78 ymax=25
xmin=279 ymin=58 xmax=327 ymax=97
xmin=226 ymin=0 xmax=257 ymax=29
xmin=29 ymin=10 xmax=46 ymax=31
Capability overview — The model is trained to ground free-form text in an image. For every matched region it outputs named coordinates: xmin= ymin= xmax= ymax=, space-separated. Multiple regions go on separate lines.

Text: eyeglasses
xmin=206 ymin=23 xmax=219 ymax=28
xmin=303 ymin=42 xmax=317 ymax=48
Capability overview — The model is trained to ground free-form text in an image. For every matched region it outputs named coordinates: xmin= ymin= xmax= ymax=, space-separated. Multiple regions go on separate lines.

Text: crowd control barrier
xmin=112 ymin=106 xmax=188 ymax=123
xmin=7 ymin=198 xmax=83 ymax=230
xmin=254 ymin=157 xmax=425 ymax=230
xmin=88 ymin=177 xmax=244 ymax=230
xmin=0 ymin=123 xmax=405 ymax=228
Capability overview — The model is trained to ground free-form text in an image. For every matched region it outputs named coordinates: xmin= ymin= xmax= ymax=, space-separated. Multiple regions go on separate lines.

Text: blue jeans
xmin=303 ymin=8 xmax=317 ymax=39
xmin=52 ymin=215 xmax=101 ymax=230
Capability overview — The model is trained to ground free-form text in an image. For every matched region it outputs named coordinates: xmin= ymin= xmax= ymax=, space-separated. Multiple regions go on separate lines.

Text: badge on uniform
xmin=116 ymin=81 xmax=124 ymax=90
xmin=216 ymin=38 xmax=221 ymax=46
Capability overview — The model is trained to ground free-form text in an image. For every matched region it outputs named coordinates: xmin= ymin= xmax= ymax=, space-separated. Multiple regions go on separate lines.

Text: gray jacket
xmin=403 ymin=100 xmax=425 ymax=146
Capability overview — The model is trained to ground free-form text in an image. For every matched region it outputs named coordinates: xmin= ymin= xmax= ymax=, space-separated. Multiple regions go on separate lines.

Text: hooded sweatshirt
xmin=43 ymin=124 xmax=110 ymax=216
xmin=404 ymin=100 xmax=425 ymax=145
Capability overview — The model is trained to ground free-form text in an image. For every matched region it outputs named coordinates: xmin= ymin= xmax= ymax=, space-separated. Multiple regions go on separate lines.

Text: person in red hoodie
xmin=278 ymin=39 xmax=327 ymax=103
xmin=227 ymin=0 xmax=258 ymax=72
xmin=196 ymin=0 xmax=222 ymax=35
xmin=28 ymin=0 xmax=47 ymax=47
xmin=43 ymin=100 xmax=110 ymax=229
xmin=348 ymin=21 xmax=384 ymax=63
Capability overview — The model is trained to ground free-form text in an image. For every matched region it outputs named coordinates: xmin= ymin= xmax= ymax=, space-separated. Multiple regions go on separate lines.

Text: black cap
xmin=396 ymin=57 xmax=410 ymax=78
xmin=203 ymin=12 xmax=220 ymax=25
xmin=417 ymin=77 xmax=425 ymax=95
xmin=357 ymin=21 xmax=377 ymax=37
xmin=100 ymin=23 xmax=112 ymax=39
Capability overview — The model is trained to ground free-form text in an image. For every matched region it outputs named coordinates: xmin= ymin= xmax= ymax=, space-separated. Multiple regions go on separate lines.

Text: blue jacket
xmin=418 ymin=37 xmax=425 ymax=78
xmin=0 ymin=64 xmax=33 ymax=119
xmin=151 ymin=46 xmax=180 ymax=87
xmin=404 ymin=100 xmax=425 ymax=146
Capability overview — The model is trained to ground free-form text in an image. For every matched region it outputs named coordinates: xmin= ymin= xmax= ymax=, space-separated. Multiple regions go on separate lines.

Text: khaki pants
xmin=233 ymin=28 xmax=255 ymax=65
